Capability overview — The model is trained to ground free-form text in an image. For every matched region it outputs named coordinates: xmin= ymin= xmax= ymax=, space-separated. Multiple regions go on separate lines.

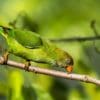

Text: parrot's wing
xmin=12 ymin=29 xmax=43 ymax=49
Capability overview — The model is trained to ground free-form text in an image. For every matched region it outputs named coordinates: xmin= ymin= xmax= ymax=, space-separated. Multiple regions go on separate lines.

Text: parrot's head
xmin=0 ymin=26 xmax=11 ymax=38
xmin=55 ymin=48 xmax=74 ymax=73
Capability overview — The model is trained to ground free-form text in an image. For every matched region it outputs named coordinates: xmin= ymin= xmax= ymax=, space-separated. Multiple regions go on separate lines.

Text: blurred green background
xmin=0 ymin=0 xmax=100 ymax=100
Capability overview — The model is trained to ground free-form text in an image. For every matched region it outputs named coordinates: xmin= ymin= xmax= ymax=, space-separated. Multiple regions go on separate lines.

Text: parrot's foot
xmin=2 ymin=52 xmax=9 ymax=64
xmin=24 ymin=60 xmax=31 ymax=71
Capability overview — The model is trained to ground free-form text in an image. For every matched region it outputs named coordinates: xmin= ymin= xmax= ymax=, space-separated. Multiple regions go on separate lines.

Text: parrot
xmin=0 ymin=26 xmax=73 ymax=73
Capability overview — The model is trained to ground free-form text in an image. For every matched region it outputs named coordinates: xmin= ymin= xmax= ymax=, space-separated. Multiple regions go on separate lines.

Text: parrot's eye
xmin=66 ymin=58 xmax=74 ymax=65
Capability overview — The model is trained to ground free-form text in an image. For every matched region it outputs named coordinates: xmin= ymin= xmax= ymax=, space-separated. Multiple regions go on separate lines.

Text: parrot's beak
xmin=65 ymin=66 xmax=73 ymax=73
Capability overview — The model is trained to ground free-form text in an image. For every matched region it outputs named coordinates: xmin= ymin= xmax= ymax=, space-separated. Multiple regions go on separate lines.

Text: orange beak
xmin=65 ymin=66 xmax=73 ymax=73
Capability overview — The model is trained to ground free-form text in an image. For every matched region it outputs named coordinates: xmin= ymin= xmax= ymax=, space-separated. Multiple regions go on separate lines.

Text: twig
xmin=91 ymin=20 xmax=98 ymax=36
xmin=90 ymin=20 xmax=100 ymax=53
xmin=50 ymin=36 xmax=100 ymax=42
xmin=51 ymin=20 xmax=100 ymax=43
xmin=0 ymin=56 xmax=100 ymax=85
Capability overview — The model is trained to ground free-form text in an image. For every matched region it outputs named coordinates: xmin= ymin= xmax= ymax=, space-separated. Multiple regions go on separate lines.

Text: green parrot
xmin=0 ymin=26 xmax=73 ymax=73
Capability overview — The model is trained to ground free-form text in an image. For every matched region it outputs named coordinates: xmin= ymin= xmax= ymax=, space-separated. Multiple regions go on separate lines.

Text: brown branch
xmin=0 ymin=56 xmax=100 ymax=85
xmin=50 ymin=36 xmax=100 ymax=42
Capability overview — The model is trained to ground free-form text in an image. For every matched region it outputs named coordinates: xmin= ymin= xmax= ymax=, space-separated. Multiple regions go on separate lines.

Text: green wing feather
xmin=8 ymin=29 xmax=43 ymax=49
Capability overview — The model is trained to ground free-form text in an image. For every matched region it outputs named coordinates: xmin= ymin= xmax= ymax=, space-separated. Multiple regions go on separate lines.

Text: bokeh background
xmin=0 ymin=0 xmax=100 ymax=100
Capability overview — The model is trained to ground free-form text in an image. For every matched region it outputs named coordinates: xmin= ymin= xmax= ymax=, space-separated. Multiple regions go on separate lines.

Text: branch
xmin=50 ymin=36 xmax=100 ymax=42
xmin=91 ymin=20 xmax=100 ymax=53
xmin=50 ymin=20 xmax=100 ymax=43
xmin=0 ymin=56 xmax=100 ymax=85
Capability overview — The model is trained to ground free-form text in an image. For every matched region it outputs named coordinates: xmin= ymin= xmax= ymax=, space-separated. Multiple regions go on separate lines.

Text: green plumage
xmin=9 ymin=29 xmax=43 ymax=49
xmin=0 ymin=26 xmax=73 ymax=69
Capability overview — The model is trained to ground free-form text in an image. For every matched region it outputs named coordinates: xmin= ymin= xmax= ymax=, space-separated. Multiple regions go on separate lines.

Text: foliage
xmin=0 ymin=0 xmax=100 ymax=100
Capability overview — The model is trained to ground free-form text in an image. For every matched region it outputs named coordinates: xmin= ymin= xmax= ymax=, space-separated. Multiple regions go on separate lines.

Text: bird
xmin=0 ymin=26 xmax=73 ymax=73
